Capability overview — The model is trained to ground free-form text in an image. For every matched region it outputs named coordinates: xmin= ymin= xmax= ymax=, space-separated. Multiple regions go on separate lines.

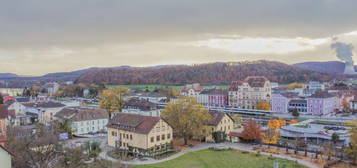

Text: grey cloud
xmin=1 ymin=0 xmax=357 ymax=47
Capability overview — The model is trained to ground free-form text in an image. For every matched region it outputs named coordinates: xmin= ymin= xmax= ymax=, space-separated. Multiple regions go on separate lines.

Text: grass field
xmin=133 ymin=149 xmax=305 ymax=168
xmin=106 ymin=84 xmax=229 ymax=91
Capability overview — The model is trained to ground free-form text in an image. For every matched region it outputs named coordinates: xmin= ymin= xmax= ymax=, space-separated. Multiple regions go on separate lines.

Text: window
xmin=156 ymin=135 xmax=160 ymax=141
xmin=167 ymin=134 xmax=171 ymax=139
xmin=130 ymin=134 xmax=133 ymax=140
xmin=126 ymin=134 xmax=129 ymax=139
xmin=151 ymin=137 xmax=154 ymax=142
xmin=162 ymin=134 xmax=165 ymax=140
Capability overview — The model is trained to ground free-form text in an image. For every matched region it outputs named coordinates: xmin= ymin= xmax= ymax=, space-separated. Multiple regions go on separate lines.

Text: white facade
xmin=71 ymin=118 xmax=108 ymax=135
xmin=122 ymin=108 xmax=160 ymax=117
xmin=0 ymin=88 xmax=23 ymax=96
xmin=229 ymin=77 xmax=272 ymax=109
xmin=197 ymin=94 xmax=209 ymax=105
xmin=307 ymin=81 xmax=325 ymax=90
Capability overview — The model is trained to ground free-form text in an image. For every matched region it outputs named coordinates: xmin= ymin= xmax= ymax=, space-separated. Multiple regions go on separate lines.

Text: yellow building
xmin=107 ymin=113 xmax=173 ymax=156
xmin=205 ymin=111 xmax=235 ymax=142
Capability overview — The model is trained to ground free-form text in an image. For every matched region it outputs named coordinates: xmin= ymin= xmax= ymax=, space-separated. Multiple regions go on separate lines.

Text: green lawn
xmin=133 ymin=149 xmax=305 ymax=168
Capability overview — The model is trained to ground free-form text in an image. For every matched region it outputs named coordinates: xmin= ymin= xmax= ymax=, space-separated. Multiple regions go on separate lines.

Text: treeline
xmin=76 ymin=60 xmax=340 ymax=85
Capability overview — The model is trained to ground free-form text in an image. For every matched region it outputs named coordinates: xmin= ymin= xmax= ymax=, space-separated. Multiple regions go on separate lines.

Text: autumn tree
xmin=290 ymin=120 xmax=298 ymax=124
xmin=342 ymin=98 xmax=351 ymax=113
xmin=256 ymin=101 xmax=271 ymax=110
xmin=267 ymin=119 xmax=286 ymax=130
xmin=262 ymin=129 xmax=279 ymax=148
xmin=346 ymin=128 xmax=357 ymax=164
xmin=161 ymin=96 xmax=211 ymax=145
xmin=287 ymin=82 xmax=304 ymax=90
xmin=99 ymin=86 xmax=129 ymax=119
xmin=240 ymin=120 xmax=262 ymax=142
xmin=231 ymin=114 xmax=243 ymax=125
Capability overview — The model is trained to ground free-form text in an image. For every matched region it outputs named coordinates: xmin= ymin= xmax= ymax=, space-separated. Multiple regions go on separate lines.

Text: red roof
xmin=107 ymin=113 xmax=162 ymax=134
xmin=3 ymin=96 xmax=16 ymax=102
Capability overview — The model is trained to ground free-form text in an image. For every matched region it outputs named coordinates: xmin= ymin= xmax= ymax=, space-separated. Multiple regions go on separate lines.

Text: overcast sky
xmin=1 ymin=0 xmax=357 ymax=76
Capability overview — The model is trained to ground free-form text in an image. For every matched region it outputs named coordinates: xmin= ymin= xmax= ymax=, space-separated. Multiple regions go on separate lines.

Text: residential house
xmin=24 ymin=101 xmax=65 ymax=125
xmin=0 ymin=88 xmax=23 ymax=96
xmin=6 ymin=101 xmax=30 ymax=125
xmin=205 ymin=111 xmax=234 ymax=142
xmin=228 ymin=76 xmax=272 ymax=109
xmin=306 ymin=81 xmax=325 ymax=91
xmin=139 ymin=92 xmax=167 ymax=104
xmin=43 ymin=82 xmax=60 ymax=95
xmin=181 ymin=83 xmax=203 ymax=97
xmin=0 ymin=145 xmax=13 ymax=168
xmin=54 ymin=107 xmax=108 ymax=135
xmin=122 ymin=98 xmax=160 ymax=117
xmin=107 ymin=113 xmax=173 ymax=156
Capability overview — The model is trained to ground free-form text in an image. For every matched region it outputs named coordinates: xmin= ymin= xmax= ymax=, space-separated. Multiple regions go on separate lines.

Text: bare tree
xmin=6 ymin=125 xmax=63 ymax=168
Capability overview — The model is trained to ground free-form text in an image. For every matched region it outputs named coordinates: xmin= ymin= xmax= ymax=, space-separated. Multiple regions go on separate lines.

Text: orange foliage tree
xmin=257 ymin=101 xmax=271 ymax=110
xmin=268 ymin=119 xmax=286 ymax=130
xmin=262 ymin=129 xmax=280 ymax=148
xmin=290 ymin=120 xmax=298 ymax=124
xmin=240 ymin=120 xmax=262 ymax=142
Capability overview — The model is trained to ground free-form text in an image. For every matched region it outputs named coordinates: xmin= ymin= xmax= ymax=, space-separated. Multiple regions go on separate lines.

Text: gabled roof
xmin=0 ymin=104 xmax=15 ymax=119
xmin=55 ymin=108 xmax=108 ymax=122
xmin=200 ymin=89 xmax=227 ymax=95
xmin=229 ymin=76 xmax=269 ymax=90
xmin=124 ymin=98 xmax=157 ymax=111
xmin=308 ymin=92 xmax=336 ymax=98
xmin=244 ymin=76 xmax=269 ymax=87
xmin=107 ymin=113 xmax=161 ymax=134
xmin=207 ymin=111 xmax=234 ymax=126
xmin=182 ymin=83 xmax=203 ymax=92
xmin=280 ymin=92 xmax=299 ymax=98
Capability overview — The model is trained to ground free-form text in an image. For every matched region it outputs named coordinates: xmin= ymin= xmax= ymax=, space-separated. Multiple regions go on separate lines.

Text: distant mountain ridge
xmin=0 ymin=61 xmax=351 ymax=86
xmin=76 ymin=60 xmax=339 ymax=85
xmin=293 ymin=61 xmax=357 ymax=74
xmin=0 ymin=73 xmax=18 ymax=79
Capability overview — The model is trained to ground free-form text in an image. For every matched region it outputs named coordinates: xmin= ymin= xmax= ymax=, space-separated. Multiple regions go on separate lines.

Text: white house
xmin=181 ymin=83 xmax=203 ymax=97
xmin=24 ymin=101 xmax=65 ymax=125
xmin=43 ymin=82 xmax=60 ymax=95
xmin=7 ymin=101 xmax=29 ymax=125
xmin=0 ymin=145 xmax=13 ymax=168
xmin=54 ymin=107 xmax=109 ymax=135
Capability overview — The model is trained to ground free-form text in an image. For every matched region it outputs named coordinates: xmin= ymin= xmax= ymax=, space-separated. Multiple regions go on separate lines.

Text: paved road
xmin=100 ymin=142 xmax=320 ymax=168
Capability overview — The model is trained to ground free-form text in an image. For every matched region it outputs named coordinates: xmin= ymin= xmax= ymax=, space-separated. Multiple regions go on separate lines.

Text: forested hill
xmin=76 ymin=60 xmax=339 ymax=85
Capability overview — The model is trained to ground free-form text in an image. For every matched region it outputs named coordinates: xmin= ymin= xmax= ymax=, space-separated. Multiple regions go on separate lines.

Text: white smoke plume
xmin=331 ymin=40 xmax=354 ymax=63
